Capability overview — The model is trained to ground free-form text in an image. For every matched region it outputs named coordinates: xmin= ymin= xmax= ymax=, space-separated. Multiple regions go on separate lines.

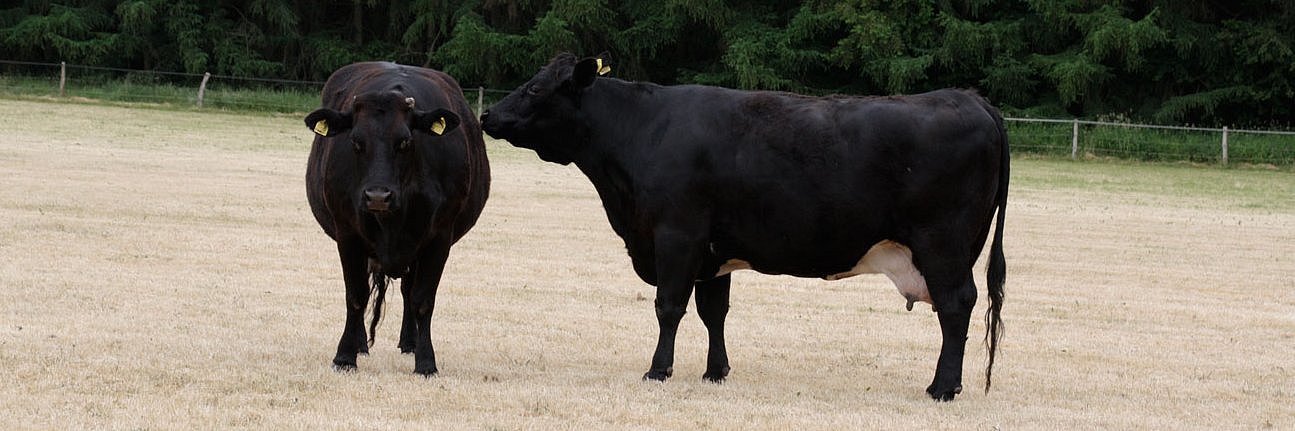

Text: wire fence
xmin=1006 ymin=118 xmax=1295 ymax=166
xmin=2 ymin=59 xmax=1293 ymax=166
xmin=0 ymin=59 xmax=512 ymax=115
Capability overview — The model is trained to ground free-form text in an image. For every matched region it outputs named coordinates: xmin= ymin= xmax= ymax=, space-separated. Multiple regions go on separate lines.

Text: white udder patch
xmin=714 ymin=259 xmax=752 ymax=277
xmin=825 ymin=240 xmax=932 ymax=310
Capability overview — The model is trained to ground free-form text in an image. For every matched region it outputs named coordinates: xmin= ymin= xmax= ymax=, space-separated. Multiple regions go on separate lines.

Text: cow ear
xmin=413 ymin=109 xmax=461 ymax=136
xmin=304 ymin=108 xmax=352 ymax=137
xmin=593 ymin=51 xmax=612 ymax=75
xmin=571 ymin=53 xmax=610 ymax=88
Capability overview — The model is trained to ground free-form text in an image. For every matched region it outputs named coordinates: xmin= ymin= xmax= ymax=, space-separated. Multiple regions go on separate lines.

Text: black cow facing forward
xmin=481 ymin=53 xmax=1006 ymax=400
xmin=304 ymin=62 xmax=489 ymax=375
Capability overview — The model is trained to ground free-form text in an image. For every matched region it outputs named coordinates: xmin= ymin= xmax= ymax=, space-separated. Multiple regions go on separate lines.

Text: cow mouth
xmin=480 ymin=117 xmax=510 ymax=139
xmin=481 ymin=123 xmax=504 ymax=138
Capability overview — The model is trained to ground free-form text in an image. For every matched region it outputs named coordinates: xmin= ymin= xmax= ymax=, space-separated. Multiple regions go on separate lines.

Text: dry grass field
xmin=1 ymin=98 xmax=1292 ymax=429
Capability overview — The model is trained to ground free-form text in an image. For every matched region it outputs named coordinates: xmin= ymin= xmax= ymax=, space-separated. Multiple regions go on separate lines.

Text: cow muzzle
xmin=479 ymin=110 xmax=498 ymax=135
xmin=479 ymin=109 xmax=512 ymax=138
xmin=363 ymin=187 xmax=394 ymax=213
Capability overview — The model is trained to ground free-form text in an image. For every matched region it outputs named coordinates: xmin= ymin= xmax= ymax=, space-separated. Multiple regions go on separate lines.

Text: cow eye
xmin=526 ymin=83 xmax=542 ymax=96
xmin=398 ymin=138 xmax=411 ymax=151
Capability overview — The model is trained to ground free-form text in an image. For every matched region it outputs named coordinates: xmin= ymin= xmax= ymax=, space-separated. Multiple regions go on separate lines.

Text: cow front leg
xmin=644 ymin=283 xmax=694 ymax=381
xmin=407 ymin=238 xmax=452 ymax=376
xmin=644 ymin=228 xmax=703 ymax=381
xmin=333 ymin=241 xmax=370 ymax=371
xmin=926 ymin=275 xmax=977 ymax=401
xmin=695 ymin=275 xmax=731 ymax=382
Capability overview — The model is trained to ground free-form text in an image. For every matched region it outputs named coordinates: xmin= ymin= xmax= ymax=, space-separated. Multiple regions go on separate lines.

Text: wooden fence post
xmin=197 ymin=72 xmax=211 ymax=107
xmin=476 ymin=86 xmax=484 ymax=118
xmin=1071 ymin=119 xmax=1079 ymax=159
xmin=59 ymin=62 xmax=67 ymax=97
xmin=1221 ymin=126 xmax=1229 ymax=166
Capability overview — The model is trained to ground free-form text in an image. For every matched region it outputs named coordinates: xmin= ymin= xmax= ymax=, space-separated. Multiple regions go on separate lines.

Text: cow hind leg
xmin=411 ymin=303 xmax=438 ymax=376
xmin=907 ymin=234 xmax=978 ymax=401
xmin=695 ymin=275 xmax=732 ymax=382
xmin=398 ymin=279 xmax=417 ymax=354
xmin=925 ymin=272 xmax=977 ymax=401
xmin=333 ymin=242 xmax=371 ymax=371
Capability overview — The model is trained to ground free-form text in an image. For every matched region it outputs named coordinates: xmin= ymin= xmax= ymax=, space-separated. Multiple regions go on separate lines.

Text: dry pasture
xmin=1 ymin=99 xmax=1292 ymax=429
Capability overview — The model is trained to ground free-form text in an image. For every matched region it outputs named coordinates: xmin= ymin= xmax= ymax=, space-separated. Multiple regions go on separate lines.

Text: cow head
xmin=304 ymin=91 xmax=461 ymax=217
xmin=480 ymin=52 xmax=610 ymax=165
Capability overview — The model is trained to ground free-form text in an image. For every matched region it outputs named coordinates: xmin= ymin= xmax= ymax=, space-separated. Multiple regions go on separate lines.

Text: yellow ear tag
xmin=430 ymin=117 xmax=446 ymax=135
xmin=313 ymin=120 xmax=329 ymax=136
xmin=596 ymin=58 xmax=611 ymax=76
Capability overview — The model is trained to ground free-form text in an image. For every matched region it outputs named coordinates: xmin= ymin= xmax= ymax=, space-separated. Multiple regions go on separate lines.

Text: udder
xmin=825 ymin=240 xmax=932 ymax=311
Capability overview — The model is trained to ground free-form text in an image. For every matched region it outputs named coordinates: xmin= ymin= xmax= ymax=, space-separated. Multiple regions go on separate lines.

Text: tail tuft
xmin=367 ymin=272 xmax=389 ymax=349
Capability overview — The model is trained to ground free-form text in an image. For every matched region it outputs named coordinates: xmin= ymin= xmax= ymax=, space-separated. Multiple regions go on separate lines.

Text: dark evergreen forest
xmin=2 ymin=0 xmax=1292 ymax=125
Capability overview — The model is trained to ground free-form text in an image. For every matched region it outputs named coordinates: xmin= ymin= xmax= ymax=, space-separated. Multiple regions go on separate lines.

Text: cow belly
xmin=825 ymin=240 xmax=932 ymax=310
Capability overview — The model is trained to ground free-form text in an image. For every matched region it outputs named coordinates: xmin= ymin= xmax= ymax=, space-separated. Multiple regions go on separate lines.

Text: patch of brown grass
xmin=1 ymin=99 xmax=1291 ymax=429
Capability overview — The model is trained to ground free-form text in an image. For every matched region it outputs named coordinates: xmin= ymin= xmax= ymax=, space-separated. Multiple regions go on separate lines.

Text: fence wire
xmin=2 ymin=59 xmax=1292 ymax=166
xmin=1007 ymin=117 xmax=1295 ymax=166
xmin=0 ymin=59 xmax=509 ymax=114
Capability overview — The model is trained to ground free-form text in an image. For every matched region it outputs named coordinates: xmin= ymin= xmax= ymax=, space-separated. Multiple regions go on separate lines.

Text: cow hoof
xmin=643 ymin=367 xmax=673 ymax=381
xmin=925 ymin=383 xmax=962 ymax=401
xmin=332 ymin=354 xmax=358 ymax=371
xmin=414 ymin=367 xmax=439 ymax=377
xmin=702 ymin=366 xmax=731 ymax=383
xmin=399 ymin=345 xmax=415 ymax=354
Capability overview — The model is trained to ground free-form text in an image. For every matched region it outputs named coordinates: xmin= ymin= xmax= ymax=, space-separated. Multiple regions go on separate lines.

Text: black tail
xmin=366 ymin=271 xmax=389 ymax=349
xmin=983 ymin=101 xmax=1009 ymax=393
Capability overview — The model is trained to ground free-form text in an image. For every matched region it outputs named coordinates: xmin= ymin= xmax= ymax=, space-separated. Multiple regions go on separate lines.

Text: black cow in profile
xmin=304 ymin=62 xmax=489 ymax=375
xmin=481 ymin=53 xmax=1007 ymax=400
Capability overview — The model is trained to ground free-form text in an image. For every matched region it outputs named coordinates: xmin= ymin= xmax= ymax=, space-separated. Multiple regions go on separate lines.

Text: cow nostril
xmin=364 ymin=188 xmax=392 ymax=203
xmin=364 ymin=188 xmax=393 ymax=212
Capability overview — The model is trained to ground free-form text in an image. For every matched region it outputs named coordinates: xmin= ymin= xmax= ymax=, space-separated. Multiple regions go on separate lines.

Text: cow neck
xmin=570 ymin=79 xmax=657 ymax=237
xmin=571 ymin=79 xmax=658 ymax=181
